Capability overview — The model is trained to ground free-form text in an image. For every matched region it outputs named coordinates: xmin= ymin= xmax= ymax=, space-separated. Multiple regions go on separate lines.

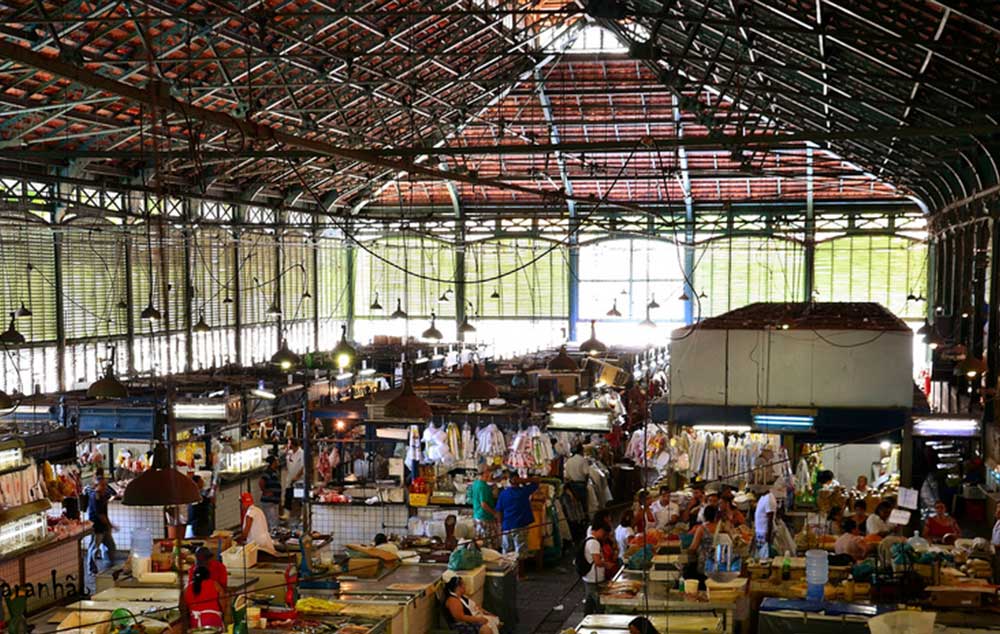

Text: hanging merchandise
xmin=405 ymin=425 xmax=423 ymax=465
xmin=446 ymin=422 xmax=463 ymax=462
xmin=475 ymin=424 xmax=507 ymax=461
xmin=669 ymin=429 xmax=784 ymax=487
xmin=422 ymin=423 xmax=456 ymax=465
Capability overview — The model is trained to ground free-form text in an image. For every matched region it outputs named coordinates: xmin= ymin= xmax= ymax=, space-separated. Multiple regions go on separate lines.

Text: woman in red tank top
xmin=183 ymin=565 xmax=227 ymax=629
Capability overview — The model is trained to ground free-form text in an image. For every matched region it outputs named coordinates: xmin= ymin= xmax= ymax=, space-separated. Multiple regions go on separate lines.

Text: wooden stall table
xmin=576 ymin=613 xmax=724 ymax=634
xmin=598 ymin=570 xmax=745 ymax=634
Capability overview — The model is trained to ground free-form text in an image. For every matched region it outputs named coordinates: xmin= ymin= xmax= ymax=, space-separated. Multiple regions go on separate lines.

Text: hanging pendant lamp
xmin=490 ymin=288 xmax=501 ymax=300
xmin=916 ymin=320 xmax=932 ymax=337
xmin=647 ymin=294 xmax=660 ymax=310
xmin=122 ymin=443 xmax=201 ymax=507
xmin=459 ymin=364 xmax=498 ymax=401
xmin=116 ymin=299 xmax=128 ymax=310
xmin=270 ymin=339 xmax=301 ymax=371
xmin=87 ymin=364 xmax=128 ymax=399
xmin=678 ymin=290 xmax=690 ymax=301
xmin=140 ymin=300 xmax=161 ymax=322
xmin=458 ymin=316 xmax=477 ymax=335
xmin=14 ymin=301 xmax=31 ymax=318
xmin=579 ymin=320 xmax=607 ymax=355
xmin=639 ymin=306 xmax=656 ymax=328
xmin=370 ymin=292 xmax=383 ymax=311
xmin=0 ymin=390 xmax=15 ymax=410
xmin=606 ymin=299 xmax=621 ymax=317
xmin=391 ymin=299 xmax=408 ymax=319
xmin=384 ymin=374 xmax=433 ymax=420
xmin=422 ymin=312 xmax=443 ymax=341
xmin=0 ymin=313 xmax=25 ymax=345
xmin=193 ymin=312 xmax=211 ymax=333
xmin=266 ymin=299 xmax=283 ymax=317
xmin=438 ymin=289 xmax=452 ymax=302
xmin=924 ymin=329 xmax=945 ymax=350
xmin=223 ymin=295 xmax=234 ymax=305
xmin=956 ymin=355 xmax=987 ymax=378
xmin=547 ymin=345 xmax=578 ymax=372
xmin=332 ymin=324 xmax=357 ymax=370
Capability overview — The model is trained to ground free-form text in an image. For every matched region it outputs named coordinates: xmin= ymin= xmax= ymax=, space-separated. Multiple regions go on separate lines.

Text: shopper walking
xmin=258 ymin=455 xmax=282 ymax=528
xmin=86 ymin=474 xmax=116 ymax=574
xmin=283 ymin=438 xmax=304 ymax=521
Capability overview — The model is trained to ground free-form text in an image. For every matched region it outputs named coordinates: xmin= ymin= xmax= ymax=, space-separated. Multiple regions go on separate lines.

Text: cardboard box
xmin=346 ymin=557 xmax=382 ymax=578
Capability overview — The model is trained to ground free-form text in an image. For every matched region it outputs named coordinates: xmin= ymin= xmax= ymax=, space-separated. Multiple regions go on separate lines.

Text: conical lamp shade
xmin=87 ymin=365 xmax=128 ymax=399
xmin=384 ymin=376 xmax=432 ymax=420
xmin=490 ymin=288 xmax=500 ymax=299
xmin=15 ymin=301 xmax=31 ymax=318
xmin=370 ymin=292 xmax=383 ymax=311
xmin=647 ymin=294 xmax=660 ymax=309
xmin=606 ymin=300 xmax=621 ymax=317
xmin=391 ymin=299 xmax=408 ymax=319
xmin=422 ymin=313 xmax=443 ymax=340
xmin=271 ymin=339 xmax=301 ymax=370
xmin=0 ymin=314 xmax=25 ymax=345
xmin=193 ymin=313 xmax=211 ymax=333
xmin=547 ymin=345 xmax=578 ymax=372
xmin=924 ymin=329 xmax=945 ymax=350
xmin=916 ymin=320 xmax=933 ymax=336
xmin=140 ymin=301 xmax=161 ymax=322
xmin=0 ymin=390 xmax=14 ymax=410
xmin=266 ymin=300 xmax=283 ymax=317
xmin=458 ymin=317 xmax=477 ymax=334
xmin=459 ymin=364 xmax=498 ymax=401
xmin=579 ymin=320 xmax=607 ymax=355
xmin=123 ymin=467 xmax=202 ymax=506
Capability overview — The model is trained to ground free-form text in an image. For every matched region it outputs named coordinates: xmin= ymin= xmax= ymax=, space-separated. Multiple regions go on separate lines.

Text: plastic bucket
xmin=131 ymin=527 xmax=152 ymax=558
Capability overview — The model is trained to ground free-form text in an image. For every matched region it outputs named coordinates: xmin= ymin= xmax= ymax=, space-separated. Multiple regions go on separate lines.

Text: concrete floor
xmin=511 ymin=554 xmax=588 ymax=634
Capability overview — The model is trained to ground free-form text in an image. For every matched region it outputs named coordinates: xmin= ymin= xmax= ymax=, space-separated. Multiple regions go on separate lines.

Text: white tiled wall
xmin=24 ymin=538 xmax=82 ymax=611
xmin=107 ymin=502 xmax=165 ymax=551
xmin=311 ymin=505 xmax=409 ymax=550
xmin=217 ymin=479 xmax=254 ymax=531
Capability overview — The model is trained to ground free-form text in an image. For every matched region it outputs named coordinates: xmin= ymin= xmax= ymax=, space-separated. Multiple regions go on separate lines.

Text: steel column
xmin=123 ymin=231 xmax=136 ymax=374
xmin=672 ymin=95 xmax=696 ymax=324
xmin=311 ymin=225 xmax=320 ymax=352
xmin=344 ymin=229 xmax=355 ymax=341
xmin=803 ymin=146 xmax=816 ymax=301
xmin=985 ymin=212 xmax=1000 ymax=425
xmin=182 ymin=200 xmax=194 ymax=371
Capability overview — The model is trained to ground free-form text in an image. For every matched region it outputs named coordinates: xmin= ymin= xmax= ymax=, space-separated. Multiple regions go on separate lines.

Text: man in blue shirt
xmin=494 ymin=471 xmax=541 ymax=561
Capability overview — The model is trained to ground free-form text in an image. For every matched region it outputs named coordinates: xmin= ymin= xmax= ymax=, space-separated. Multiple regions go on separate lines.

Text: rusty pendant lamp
xmin=459 ymin=364 xmax=498 ymax=401
xmin=579 ymin=320 xmax=607 ymax=355
xmin=956 ymin=355 xmax=987 ymax=378
xmin=422 ymin=312 xmax=443 ymax=341
xmin=639 ymin=305 xmax=656 ymax=328
xmin=606 ymin=300 xmax=622 ymax=317
xmin=0 ymin=313 xmax=25 ymax=345
xmin=384 ymin=376 xmax=433 ymax=421
xmin=547 ymin=345 xmax=578 ymax=372
xmin=916 ymin=320 xmax=932 ymax=337
xmin=123 ymin=444 xmax=201 ymax=507
xmin=924 ymin=328 xmax=945 ymax=350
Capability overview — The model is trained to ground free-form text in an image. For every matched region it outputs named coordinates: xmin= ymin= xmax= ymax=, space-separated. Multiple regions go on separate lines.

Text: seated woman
xmin=182 ymin=565 xmax=228 ymax=629
xmin=443 ymin=575 xmax=500 ymax=634
xmin=825 ymin=506 xmax=844 ymax=536
xmin=923 ymin=500 xmax=961 ymax=543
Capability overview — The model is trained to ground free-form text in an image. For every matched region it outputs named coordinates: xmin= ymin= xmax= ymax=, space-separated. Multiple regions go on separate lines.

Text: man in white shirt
xmin=581 ymin=520 xmax=615 ymax=615
xmin=283 ymin=438 xmax=304 ymax=520
xmin=239 ymin=492 xmax=278 ymax=556
xmin=649 ymin=486 xmax=680 ymax=529
xmin=866 ymin=501 xmax=894 ymax=536
xmin=754 ymin=479 xmax=785 ymax=559
xmin=564 ymin=444 xmax=590 ymax=515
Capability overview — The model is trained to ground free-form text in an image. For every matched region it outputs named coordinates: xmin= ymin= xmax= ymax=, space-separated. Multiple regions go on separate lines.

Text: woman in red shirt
xmin=923 ymin=500 xmax=961 ymax=543
xmin=183 ymin=565 xmax=228 ymax=629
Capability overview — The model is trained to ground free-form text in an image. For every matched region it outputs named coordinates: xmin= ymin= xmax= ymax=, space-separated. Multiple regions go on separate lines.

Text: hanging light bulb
xmin=490 ymin=288 xmax=500 ymax=300
xmin=140 ymin=300 xmax=161 ymax=322
xmin=579 ymin=320 xmax=607 ymax=356
xmin=606 ymin=299 xmax=622 ymax=317
xmin=270 ymin=339 xmax=301 ymax=371
xmin=0 ymin=313 xmax=25 ymax=345
xmin=391 ymin=298 xmax=408 ymax=319
xmin=961 ymin=302 xmax=973 ymax=319
xmin=332 ymin=324 xmax=357 ymax=370
xmin=422 ymin=312 xmax=443 ymax=341
xmin=647 ymin=294 xmax=660 ymax=310
xmin=14 ymin=301 xmax=31 ymax=318
xmin=370 ymin=292 xmax=383 ymax=311
xmin=193 ymin=312 xmax=211 ymax=333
